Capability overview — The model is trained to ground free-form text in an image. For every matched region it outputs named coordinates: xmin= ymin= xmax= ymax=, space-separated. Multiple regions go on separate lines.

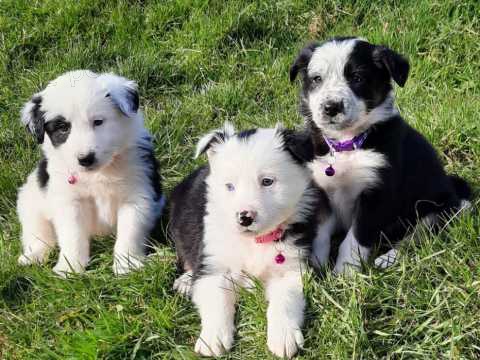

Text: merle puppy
xmin=290 ymin=37 xmax=471 ymax=274
xmin=169 ymin=122 xmax=330 ymax=358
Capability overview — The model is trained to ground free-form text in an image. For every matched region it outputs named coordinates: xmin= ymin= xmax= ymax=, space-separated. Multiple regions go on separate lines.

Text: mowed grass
xmin=0 ymin=0 xmax=479 ymax=358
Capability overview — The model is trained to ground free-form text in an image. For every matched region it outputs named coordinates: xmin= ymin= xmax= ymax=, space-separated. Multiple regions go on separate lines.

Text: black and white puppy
xmin=290 ymin=37 xmax=471 ymax=274
xmin=169 ymin=123 xmax=330 ymax=358
xmin=17 ymin=70 xmax=164 ymax=276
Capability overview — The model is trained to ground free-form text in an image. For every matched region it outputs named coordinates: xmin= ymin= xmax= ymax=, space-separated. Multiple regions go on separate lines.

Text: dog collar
xmin=323 ymin=130 xmax=369 ymax=152
xmin=255 ymin=226 xmax=286 ymax=264
xmin=322 ymin=130 xmax=369 ymax=177
xmin=255 ymin=227 xmax=284 ymax=244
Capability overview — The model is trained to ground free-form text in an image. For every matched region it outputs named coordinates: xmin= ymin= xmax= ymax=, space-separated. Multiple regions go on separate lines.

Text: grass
xmin=0 ymin=0 xmax=479 ymax=358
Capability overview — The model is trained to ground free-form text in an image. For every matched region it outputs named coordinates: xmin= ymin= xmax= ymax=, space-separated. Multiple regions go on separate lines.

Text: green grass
xmin=1 ymin=0 xmax=479 ymax=358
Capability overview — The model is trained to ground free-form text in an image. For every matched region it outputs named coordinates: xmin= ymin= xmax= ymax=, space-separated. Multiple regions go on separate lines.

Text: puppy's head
xmin=21 ymin=70 xmax=141 ymax=172
xmin=290 ymin=37 xmax=409 ymax=137
xmin=197 ymin=122 xmax=314 ymax=236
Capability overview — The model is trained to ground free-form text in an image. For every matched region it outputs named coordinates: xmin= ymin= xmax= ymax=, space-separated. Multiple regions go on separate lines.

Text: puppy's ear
xmin=98 ymin=73 xmax=139 ymax=117
xmin=290 ymin=42 xmax=318 ymax=82
xmin=195 ymin=121 xmax=235 ymax=159
xmin=373 ymin=46 xmax=410 ymax=87
xmin=21 ymin=94 xmax=45 ymax=144
xmin=278 ymin=126 xmax=314 ymax=164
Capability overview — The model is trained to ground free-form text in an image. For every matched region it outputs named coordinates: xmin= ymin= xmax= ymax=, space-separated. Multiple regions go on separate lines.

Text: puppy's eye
xmin=312 ymin=75 xmax=322 ymax=84
xmin=261 ymin=178 xmax=274 ymax=187
xmin=226 ymin=183 xmax=235 ymax=192
xmin=353 ymin=74 xmax=364 ymax=83
xmin=93 ymin=119 xmax=104 ymax=127
xmin=56 ymin=122 xmax=70 ymax=132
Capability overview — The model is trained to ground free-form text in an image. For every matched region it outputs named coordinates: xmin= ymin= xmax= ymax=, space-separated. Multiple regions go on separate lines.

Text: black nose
xmin=78 ymin=152 xmax=96 ymax=167
xmin=238 ymin=210 xmax=255 ymax=227
xmin=323 ymin=101 xmax=344 ymax=117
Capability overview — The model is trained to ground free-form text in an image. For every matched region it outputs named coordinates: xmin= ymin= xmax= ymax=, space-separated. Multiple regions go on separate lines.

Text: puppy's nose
xmin=323 ymin=100 xmax=344 ymax=117
xmin=78 ymin=152 xmax=96 ymax=167
xmin=237 ymin=210 xmax=257 ymax=227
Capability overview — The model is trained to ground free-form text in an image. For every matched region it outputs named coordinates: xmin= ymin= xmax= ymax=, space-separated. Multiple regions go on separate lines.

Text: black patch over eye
xmin=93 ymin=119 xmax=104 ymax=127
xmin=261 ymin=178 xmax=274 ymax=187
xmin=44 ymin=116 xmax=71 ymax=147
xmin=353 ymin=74 xmax=364 ymax=83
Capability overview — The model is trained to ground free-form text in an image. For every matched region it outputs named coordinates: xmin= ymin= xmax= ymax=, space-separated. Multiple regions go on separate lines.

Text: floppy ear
xmin=195 ymin=121 xmax=236 ymax=158
xmin=289 ymin=42 xmax=319 ymax=82
xmin=373 ymin=45 xmax=410 ymax=87
xmin=21 ymin=94 xmax=45 ymax=144
xmin=277 ymin=126 xmax=314 ymax=164
xmin=98 ymin=73 xmax=139 ymax=117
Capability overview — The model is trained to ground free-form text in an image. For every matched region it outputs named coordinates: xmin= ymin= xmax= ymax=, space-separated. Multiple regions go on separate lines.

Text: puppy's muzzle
xmin=237 ymin=210 xmax=257 ymax=227
xmin=78 ymin=152 xmax=96 ymax=168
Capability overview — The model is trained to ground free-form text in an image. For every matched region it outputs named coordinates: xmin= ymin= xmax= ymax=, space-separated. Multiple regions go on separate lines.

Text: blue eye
xmin=261 ymin=178 xmax=274 ymax=187
xmin=226 ymin=183 xmax=235 ymax=192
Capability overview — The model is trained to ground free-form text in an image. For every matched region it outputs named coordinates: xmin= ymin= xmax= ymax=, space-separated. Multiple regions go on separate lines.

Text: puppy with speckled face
xmin=290 ymin=37 xmax=471 ymax=274
xmin=169 ymin=122 xmax=331 ymax=358
xmin=17 ymin=70 xmax=164 ymax=276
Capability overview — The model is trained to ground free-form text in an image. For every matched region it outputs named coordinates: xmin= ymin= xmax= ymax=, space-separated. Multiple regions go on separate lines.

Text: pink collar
xmin=255 ymin=227 xmax=284 ymax=244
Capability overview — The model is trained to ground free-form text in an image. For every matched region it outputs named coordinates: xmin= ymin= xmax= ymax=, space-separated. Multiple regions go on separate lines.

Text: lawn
xmin=0 ymin=0 xmax=479 ymax=358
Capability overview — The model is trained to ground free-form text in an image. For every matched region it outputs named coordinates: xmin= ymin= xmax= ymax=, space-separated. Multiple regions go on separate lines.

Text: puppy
xmin=290 ymin=37 xmax=471 ymax=274
xmin=169 ymin=123 xmax=330 ymax=358
xmin=17 ymin=70 xmax=164 ymax=276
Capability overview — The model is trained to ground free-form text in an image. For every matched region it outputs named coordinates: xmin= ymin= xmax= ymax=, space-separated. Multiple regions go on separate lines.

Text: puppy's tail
xmin=449 ymin=175 xmax=472 ymax=201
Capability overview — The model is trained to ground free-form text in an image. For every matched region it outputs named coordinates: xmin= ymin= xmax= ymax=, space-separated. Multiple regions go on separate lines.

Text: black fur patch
xmin=29 ymin=96 xmax=46 ymax=144
xmin=37 ymin=156 xmax=49 ymax=189
xmin=280 ymin=129 xmax=315 ymax=164
xmin=137 ymin=139 xmax=162 ymax=202
xmin=44 ymin=116 xmax=71 ymax=147
xmin=237 ymin=128 xmax=257 ymax=140
xmin=126 ymin=88 xmax=139 ymax=113
xmin=168 ymin=166 xmax=209 ymax=277
xmin=344 ymin=41 xmax=394 ymax=111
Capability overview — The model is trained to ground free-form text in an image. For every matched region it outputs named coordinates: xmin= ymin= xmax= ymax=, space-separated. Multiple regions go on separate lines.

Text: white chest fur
xmin=203 ymin=212 xmax=306 ymax=282
xmin=309 ymin=149 xmax=387 ymax=228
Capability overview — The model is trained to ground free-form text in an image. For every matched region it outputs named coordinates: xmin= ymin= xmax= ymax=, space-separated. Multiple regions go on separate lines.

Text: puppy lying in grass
xmin=17 ymin=70 xmax=164 ymax=276
xmin=169 ymin=123 xmax=331 ymax=358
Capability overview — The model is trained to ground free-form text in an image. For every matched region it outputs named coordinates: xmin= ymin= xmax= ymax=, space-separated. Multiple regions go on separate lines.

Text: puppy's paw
xmin=267 ymin=324 xmax=304 ymax=359
xmin=194 ymin=324 xmax=234 ymax=357
xmin=374 ymin=249 xmax=398 ymax=269
xmin=18 ymin=253 xmax=45 ymax=266
xmin=173 ymin=271 xmax=193 ymax=297
xmin=113 ymin=254 xmax=144 ymax=275
xmin=53 ymin=256 xmax=86 ymax=277
xmin=333 ymin=258 xmax=360 ymax=276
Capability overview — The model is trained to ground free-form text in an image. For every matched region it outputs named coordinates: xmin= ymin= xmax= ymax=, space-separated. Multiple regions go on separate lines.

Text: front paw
xmin=18 ymin=252 xmax=46 ymax=266
xmin=194 ymin=324 xmax=234 ymax=357
xmin=173 ymin=271 xmax=193 ymax=297
xmin=53 ymin=256 xmax=87 ymax=277
xmin=267 ymin=324 xmax=304 ymax=359
xmin=333 ymin=260 xmax=359 ymax=276
xmin=113 ymin=254 xmax=144 ymax=275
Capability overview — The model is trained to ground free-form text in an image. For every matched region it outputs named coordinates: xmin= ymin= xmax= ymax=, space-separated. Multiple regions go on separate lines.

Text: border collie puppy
xmin=290 ymin=37 xmax=471 ymax=274
xmin=17 ymin=70 xmax=164 ymax=276
xmin=169 ymin=123 xmax=330 ymax=358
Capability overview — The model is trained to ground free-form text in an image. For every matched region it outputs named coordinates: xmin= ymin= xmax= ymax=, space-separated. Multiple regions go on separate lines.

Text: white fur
xmin=189 ymin=126 xmax=313 ymax=358
xmin=17 ymin=70 xmax=163 ymax=276
xmin=310 ymin=149 xmax=387 ymax=229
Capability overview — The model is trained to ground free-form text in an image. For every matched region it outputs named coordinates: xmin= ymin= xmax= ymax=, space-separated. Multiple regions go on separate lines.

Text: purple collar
xmin=323 ymin=130 xmax=369 ymax=152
